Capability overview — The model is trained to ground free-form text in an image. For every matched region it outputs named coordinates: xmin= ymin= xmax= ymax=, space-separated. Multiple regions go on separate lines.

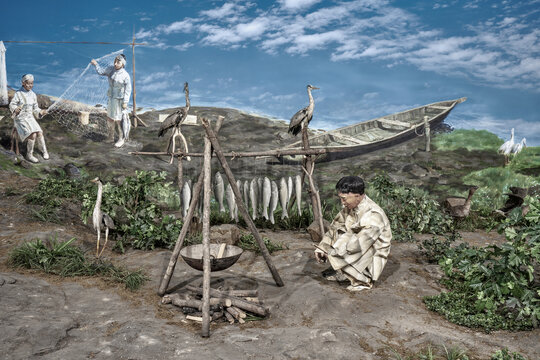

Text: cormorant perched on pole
xmin=158 ymin=82 xmax=191 ymax=163
xmin=288 ymin=84 xmax=319 ymax=136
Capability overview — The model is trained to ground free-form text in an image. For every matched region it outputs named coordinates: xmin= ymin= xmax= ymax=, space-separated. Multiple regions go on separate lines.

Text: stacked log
xmin=161 ymin=287 xmax=267 ymax=324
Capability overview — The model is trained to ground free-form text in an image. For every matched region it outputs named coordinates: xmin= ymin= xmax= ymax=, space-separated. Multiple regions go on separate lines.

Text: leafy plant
xmin=491 ymin=348 xmax=528 ymax=360
xmin=81 ymin=171 xmax=184 ymax=251
xmin=368 ymin=173 xmax=456 ymax=241
xmin=424 ymin=196 xmax=540 ymax=332
xmin=418 ymin=234 xmax=460 ymax=263
xmin=237 ymin=233 xmax=285 ymax=254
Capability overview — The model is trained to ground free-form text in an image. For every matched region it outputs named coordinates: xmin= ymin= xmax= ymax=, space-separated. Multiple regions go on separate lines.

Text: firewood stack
xmin=161 ymin=285 xmax=268 ymax=324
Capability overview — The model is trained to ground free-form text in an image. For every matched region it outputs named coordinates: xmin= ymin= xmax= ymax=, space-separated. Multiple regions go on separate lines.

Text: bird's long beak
xmin=90 ymin=177 xmax=99 ymax=183
xmin=312 ymin=86 xmax=320 ymax=90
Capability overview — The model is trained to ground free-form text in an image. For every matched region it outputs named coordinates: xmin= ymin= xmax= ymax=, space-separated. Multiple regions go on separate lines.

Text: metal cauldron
xmin=180 ymin=244 xmax=243 ymax=272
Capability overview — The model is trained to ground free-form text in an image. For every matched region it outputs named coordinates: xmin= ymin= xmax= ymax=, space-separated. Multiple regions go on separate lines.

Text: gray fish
xmin=243 ymin=180 xmax=249 ymax=211
xmin=249 ymin=178 xmax=258 ymax=220
xmin=226 ymin=183 xmax=236 ymax=221
xmin=269 ymin=180 xmax=279 ymax=224
xmin=279 ymin=177 xmax=289 ymax=219
xmin=287 ymin=176 xmax=294 ymax=203
xmin=235 ymin=180 xmax=242 ymax=221
xmin=214 ymin=171 xmax=225 ymax=212
xmin=262 ymin=177 xmax=271 ymax=220
xmin=295 ymin=175 xmax=302 ymax=215
xmin=257 ymin=177 xmax=263 ymax=212
xmin=182 ymin=181 xmax=191 ymax=219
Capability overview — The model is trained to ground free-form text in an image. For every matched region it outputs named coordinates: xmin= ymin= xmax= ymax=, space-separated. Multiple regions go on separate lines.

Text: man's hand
xmin=314 ymin=249 xmax=327 ymax=263
xmin=14 ymin=107 xmax=22 ymax=116
xmin=122 ymin=103 xmax=127 ymax=110
xmin=90 ymin=59 xmax=97 ymax=66
xmin=40 ymin=109 xmax=48 ymax=117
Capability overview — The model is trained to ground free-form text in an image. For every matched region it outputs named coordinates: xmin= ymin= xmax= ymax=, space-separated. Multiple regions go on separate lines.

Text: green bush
xmin=81 ymin=171 xmax=184 ymax=251
xmin=368 ymin=173 xmax=456 ymax=241
xmin=424 ymin=197 xmax=540 ymax=332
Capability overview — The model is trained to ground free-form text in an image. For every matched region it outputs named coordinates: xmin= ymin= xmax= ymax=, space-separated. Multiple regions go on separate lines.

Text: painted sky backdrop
xmin=2 ymin=0 xmax=539 ymax=145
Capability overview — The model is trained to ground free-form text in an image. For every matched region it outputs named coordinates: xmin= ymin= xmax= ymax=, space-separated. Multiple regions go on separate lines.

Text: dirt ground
xmin=0 ymin=169 xmax=538 ymax=360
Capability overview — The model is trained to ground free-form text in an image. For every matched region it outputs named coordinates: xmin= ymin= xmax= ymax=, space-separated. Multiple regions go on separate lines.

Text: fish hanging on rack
xmin=182 ymin=180 xmax=191 ymax=219
xmin=243 ymin=180 xmax=249 ymax=211
xmin=269 ymin=180 xmax=279 ymax=224
xmin=280 ymin=177 xmax=289 ymax=219
xmin=250 ymin=178 xmax=258 ymax=220
xmin=257 ymin=177 xmax=263 ymax=213
xmin=295 ymin=175 xmax=302 ymax=215
xmin=214 ymin=171 xmax=225 ymax=212
xmin=226 ymin=183 xmax=236 ymax=222
xmin=262 ymin=177 xmax=271 ymax=220
xmin=287 ymin=176 xmax=294 ymax=203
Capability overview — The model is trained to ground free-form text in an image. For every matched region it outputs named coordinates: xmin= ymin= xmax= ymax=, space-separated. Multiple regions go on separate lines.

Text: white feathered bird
xmin=91 ymin=177 xmax=115 ymax=258
xmin=511 ymin=137 xmax=526 ymax=155
xmin=498 ymin=128 xmax=515 ymax=165
xmin=498 ymin=128 xmax=514 ymax=154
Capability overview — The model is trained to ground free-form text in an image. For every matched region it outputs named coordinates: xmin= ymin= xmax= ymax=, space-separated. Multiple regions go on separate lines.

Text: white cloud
xmin=72 ymin=26 xmax=89 ymax=33
xmin=133 ymin=0 xmax=540 ymax=91
xmin=279 ymin=0 xmax=322 ymax=11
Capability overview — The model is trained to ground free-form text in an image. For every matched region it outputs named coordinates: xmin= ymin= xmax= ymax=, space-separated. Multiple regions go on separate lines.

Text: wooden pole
xmin=201 ymin=118 xmax=284 ymax=287
xmin=201 ymin=122 xmax=212 ymax=337
xmin=130 ymin=35 xmax=147 ymax=128
xmin=157 ymin=116 xmax=224 ymax=296
xmin=301 ymin=125 xmax=324 ymax=240
xmin=424 ymin=115 xmax=431 ymax=152
xmin=129 ymin=147 xmax=333 ymax=158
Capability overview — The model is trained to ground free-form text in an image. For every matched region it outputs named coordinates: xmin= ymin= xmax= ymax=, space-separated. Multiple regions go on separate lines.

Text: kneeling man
xmin=315 ymin=176 xmax=392 ymax=292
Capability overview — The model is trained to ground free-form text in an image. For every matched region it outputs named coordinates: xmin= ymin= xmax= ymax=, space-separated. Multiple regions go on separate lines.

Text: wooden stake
xmin=302 ymin=165 xmax=325 ymax=239
xmin=130 ymin=35 xmax=147 ymax=128
xmin=157 ymin=116 xmax=224 ymax=297
xmin=201 ymin=125 xmax=213 ymax=337
xmin=201 ymin=118 xmax=284 ymax=287
xmin=301 ymin=125 xmax=324 ymax=243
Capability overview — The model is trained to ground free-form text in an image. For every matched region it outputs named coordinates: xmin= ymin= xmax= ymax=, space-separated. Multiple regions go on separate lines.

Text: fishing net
xmin=47 ymin=49 xmax=124 ymax=141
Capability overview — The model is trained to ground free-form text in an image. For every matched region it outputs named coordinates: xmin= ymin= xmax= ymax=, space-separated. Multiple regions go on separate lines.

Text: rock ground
xmin=0 ymin=104 xmax=538 ymax=359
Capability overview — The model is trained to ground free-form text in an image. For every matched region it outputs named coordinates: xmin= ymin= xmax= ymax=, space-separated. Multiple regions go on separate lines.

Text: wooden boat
xmin=276 ymin=97 xmax=466 ymax=164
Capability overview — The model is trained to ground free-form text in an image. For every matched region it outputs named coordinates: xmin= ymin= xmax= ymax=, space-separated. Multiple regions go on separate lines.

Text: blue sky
xmin=2 ymin=0 xmax=539 ymax=145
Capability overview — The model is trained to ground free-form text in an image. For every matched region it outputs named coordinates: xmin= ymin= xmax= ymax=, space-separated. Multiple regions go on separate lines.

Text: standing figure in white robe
xmin=315 ymin=176 xmax=392 ymax=292
xmin=91 ymin=54 xmax=131 ymax=148
xmin=9 ymin=74 xmax=49 ymax=163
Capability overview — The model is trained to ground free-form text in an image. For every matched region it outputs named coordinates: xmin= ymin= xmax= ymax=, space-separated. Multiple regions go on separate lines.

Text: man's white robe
xmin=318 ymin=195 xmax=392 ymax=284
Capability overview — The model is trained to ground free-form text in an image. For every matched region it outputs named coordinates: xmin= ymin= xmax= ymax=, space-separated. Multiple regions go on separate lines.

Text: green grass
xmin=389 ymin=344 xmax=529 ymax=360
xmin=9 ymin=237 xmax=147 ymax=291
xmin=433 ymin=129 xmax=502 ymax=152
xmin=237 ymin=233 xmax=285 ymax=254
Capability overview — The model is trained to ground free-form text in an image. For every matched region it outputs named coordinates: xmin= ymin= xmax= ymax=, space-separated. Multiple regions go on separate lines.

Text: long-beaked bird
xmin=90 ymin=177 xmax=115 ymax=258
xmin=288 ymin=84 xmax=319 ymax=136
xmin=158 ymin=82 xmax=191 ymax=163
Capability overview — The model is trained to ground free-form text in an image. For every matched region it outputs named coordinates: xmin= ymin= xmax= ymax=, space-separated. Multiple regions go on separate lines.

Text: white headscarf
xmin=22 ymin=74 xmax=34 ymax=83
xmin=115 ymin=54 xmax=126 ymax=67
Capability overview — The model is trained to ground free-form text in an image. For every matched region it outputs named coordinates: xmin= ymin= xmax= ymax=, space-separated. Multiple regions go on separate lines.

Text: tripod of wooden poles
xmin=133 ymin=115 xmax=325 ymax=337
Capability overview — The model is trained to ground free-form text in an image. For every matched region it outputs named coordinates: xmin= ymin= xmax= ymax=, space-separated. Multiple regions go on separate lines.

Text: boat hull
xmin=276 ymin=97 xmax=465 ymax=165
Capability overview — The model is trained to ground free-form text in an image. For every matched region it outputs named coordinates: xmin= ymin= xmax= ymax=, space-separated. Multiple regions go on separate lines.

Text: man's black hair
xmin=336 ymin=176 xmax=365 ymax=195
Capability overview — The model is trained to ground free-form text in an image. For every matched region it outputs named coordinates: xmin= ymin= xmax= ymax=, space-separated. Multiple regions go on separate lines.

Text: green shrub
xmin=424 ymin=196 xmax=540 ymax=332
xmin=368 ymin=173 xmax=456 ymax=241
